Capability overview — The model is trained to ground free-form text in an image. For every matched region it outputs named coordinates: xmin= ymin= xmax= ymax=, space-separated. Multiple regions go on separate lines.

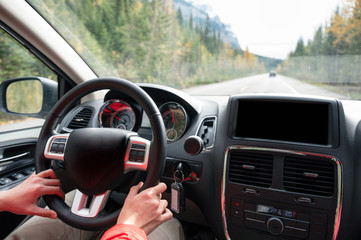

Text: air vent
xmin=228 ymin=151 xmax=273 ymax=188
xmin=197 ymin=117 xmax=216 ymax=149
xmin=283 ymin=156 xmax=335 ymax=197
xmin=67 ymin=108 xmax=93 ymax=129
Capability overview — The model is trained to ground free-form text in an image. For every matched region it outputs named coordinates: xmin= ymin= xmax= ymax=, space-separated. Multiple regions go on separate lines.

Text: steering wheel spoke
xmin=44 ymin=134 xmax=69 ymax=161
xmin=124 ymin=136 xmax=150 ymax=174
xmin=71 ymin=189 xmax=111 ymax=218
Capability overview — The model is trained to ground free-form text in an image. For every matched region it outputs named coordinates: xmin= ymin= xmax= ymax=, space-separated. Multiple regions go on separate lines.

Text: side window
xmin=0 ymin=28 xmax=57 ymax=132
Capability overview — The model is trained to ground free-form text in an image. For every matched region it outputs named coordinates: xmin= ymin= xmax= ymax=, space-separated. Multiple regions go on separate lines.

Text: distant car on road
xmin=269 ymin=70 xmax=276 ymax=77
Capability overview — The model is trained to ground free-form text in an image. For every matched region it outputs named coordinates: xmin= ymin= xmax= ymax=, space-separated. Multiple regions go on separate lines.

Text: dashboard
xmin=3 ymin=83 xmax=361 ymax=240
xmin=54 ymin=85 xmax=361 ymax=240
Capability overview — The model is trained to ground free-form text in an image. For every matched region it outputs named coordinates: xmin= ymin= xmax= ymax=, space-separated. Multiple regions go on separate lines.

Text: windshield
xmin=28 ymin=0 xmax=361 ymax=99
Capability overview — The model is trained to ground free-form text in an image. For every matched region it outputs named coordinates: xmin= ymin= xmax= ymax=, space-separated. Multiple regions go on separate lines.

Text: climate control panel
xmin=230 ymin=199 xmax=328 ymax=239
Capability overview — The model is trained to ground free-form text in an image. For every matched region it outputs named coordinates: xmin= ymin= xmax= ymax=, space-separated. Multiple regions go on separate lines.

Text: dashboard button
xmin=231 ymin=208 xmax=242 ymax=218
xmin=0 ymin=178 xmax=12 ymax=185
xmin=267 ymin=217 xmax=284 ymax=235
xmin=231 ymin=199 xmax=243 ymax=209
xmin=11 ymin=173 xmax=25 ymax=180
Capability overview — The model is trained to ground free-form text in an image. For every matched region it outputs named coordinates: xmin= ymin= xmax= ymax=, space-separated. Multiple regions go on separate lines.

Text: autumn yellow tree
xmin=345 ymin=0 xmax=361 ymax=54
xmin=328 ymin=7 xmax=349 ymax=54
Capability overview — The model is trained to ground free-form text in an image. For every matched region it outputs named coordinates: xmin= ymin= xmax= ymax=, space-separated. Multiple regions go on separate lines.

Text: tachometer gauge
xmin=159 ymin=102 xmax=187 ymax=142
xmin=99 ymin=99 xmax=136 ymax=130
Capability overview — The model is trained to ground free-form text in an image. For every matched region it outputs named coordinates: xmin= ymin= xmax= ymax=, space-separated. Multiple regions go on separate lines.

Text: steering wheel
xmin=35 ymin=78 xmax=167 ymax=231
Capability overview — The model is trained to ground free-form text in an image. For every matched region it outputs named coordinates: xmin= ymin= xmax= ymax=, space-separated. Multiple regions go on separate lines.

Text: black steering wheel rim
xmin=35 ymin=77 xmax=167 ymax=230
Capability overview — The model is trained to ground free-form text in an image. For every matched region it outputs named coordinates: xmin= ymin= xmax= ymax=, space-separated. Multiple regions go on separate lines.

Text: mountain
xmin=173 ymin=0 xmax=241 ymax=49
xmin=173 ymin=0 xmax=283 ymax=69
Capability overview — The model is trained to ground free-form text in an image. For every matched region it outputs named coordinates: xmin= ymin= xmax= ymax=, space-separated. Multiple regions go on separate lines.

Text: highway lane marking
xmin=278 ymin=77 xmax=298 ymax=94
xmin=239 ymin=85 xmax=248 ymax=92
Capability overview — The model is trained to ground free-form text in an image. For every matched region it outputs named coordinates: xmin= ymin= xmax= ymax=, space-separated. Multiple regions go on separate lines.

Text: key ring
xmin=173 ymin=169 xmax=184 ymax=183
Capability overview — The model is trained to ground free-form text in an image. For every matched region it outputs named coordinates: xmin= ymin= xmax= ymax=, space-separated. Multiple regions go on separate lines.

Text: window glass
xmin=0 ymin=28 xmax=57 ymax=132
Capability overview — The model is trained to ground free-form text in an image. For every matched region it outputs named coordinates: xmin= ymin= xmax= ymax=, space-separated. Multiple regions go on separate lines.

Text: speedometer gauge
xmin=99 ymin=99 xmax=136 ymax=130
xmin=159 ymin=102 xmax=187 ymax=142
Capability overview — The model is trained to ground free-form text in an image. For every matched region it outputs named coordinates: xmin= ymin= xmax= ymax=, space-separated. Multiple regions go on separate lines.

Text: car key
xmin=171 ymin=170 xmax=186 ymax=213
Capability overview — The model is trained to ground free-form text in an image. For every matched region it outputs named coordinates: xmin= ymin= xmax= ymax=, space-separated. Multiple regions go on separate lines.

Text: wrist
xmin=0 ymin=190 xmax=9 ymax=212
xmin=117 ymin=219 xmax=137 ymax=227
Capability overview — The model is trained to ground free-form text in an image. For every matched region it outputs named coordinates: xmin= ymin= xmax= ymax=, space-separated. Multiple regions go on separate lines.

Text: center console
xmin=222 ymin=96 xmax=342 ymax=240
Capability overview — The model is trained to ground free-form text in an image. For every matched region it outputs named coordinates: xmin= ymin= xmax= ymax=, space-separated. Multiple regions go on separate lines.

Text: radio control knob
xmin=267 ymin=217 xmax=284 ymax=235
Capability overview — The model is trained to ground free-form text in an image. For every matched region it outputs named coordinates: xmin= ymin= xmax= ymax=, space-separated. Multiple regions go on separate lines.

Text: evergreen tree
xmin=309 ymin=26 xmax=324 ymax=56
xmin=176 ymin=7 xmax=183 ymax=26
xmin=189 ymin=11 xmax=193 ymax=29
xmin=202 ymin=15 xmax=210 ymax=44
xmin=294 ymin=38 xmax=305 ymax=56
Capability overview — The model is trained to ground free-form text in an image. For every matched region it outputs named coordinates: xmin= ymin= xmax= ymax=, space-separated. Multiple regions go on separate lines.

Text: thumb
xmin=127 ymin=182 xmax=143 ymax=198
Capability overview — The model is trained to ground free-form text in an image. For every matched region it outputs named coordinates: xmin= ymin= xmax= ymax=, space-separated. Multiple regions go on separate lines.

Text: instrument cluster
xmin=98 ymin=100 xmax=188 ymax=142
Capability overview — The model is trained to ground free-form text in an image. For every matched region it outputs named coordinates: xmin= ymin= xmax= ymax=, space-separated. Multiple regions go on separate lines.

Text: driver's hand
xmin=0 ymin=169 xmax=64 ymax=219
xmin=116 ymin=182 xmax=173 ymax=235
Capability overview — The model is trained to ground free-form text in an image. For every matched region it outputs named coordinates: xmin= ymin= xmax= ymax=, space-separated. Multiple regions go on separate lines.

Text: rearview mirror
xmin=0 ymin=77 xmax=57 ymax=118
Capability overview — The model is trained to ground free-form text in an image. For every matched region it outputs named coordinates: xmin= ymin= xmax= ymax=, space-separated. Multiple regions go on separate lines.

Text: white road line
xmin=278 ymin=77 xmax=298 ymax=94
xmin=239 ymin=85 xmax=248 ymax=92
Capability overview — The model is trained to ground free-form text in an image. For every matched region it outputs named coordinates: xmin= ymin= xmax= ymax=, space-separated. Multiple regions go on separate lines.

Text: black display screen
xmin=235 ymin=100 xmax=330 ymax=145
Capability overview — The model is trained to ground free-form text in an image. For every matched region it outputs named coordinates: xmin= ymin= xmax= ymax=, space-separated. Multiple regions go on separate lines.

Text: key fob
xmin=170 ymin=182 xmax=185 ymax=213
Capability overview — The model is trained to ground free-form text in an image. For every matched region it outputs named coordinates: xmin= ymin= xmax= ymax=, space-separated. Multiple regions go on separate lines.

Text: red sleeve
xmin=100 ymin=224 xmax=148 ymax=240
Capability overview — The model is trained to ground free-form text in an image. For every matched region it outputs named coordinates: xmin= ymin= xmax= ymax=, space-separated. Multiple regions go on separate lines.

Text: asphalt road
xmin=183 ymin=73 xmax=347 ymax=99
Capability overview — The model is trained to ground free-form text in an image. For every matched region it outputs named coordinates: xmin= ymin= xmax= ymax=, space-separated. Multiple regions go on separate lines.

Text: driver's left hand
xmin=0 ymin=169 xmax=65 ymax=219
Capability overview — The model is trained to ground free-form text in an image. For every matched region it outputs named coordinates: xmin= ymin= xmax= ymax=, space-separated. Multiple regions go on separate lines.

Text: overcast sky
xmin=191 ymin=0 xmax=344 ymax=59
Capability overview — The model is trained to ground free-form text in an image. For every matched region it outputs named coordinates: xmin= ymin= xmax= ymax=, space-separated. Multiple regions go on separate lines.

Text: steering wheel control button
xmin=128 ymin=149 xmax=145 ymax=163
xmin=132 ymin=143 xmax=146 ymax=150
xmin=128 ymin=143 xmax=146 ymax=163
xmin=124 ymin=136 xmax=150 ymax=173
xmin=50 ymin=143 xmax=65 ymax=154
xmin=129 ymin=150 xmax=137 ymax=161
xmin=267 ymin=217 xmax=284 ymax=235
xmin=137 ymin=151 xmax=145 ymax=162
xmin=44 ymin=134 xmax=69 ymax=161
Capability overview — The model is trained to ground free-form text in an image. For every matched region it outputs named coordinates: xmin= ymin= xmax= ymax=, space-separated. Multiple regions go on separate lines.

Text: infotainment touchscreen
xmin=235 ymin=100 xmax=330 ymax=145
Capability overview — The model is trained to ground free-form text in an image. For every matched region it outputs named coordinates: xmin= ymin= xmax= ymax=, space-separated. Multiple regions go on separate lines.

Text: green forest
xmin=29 ymin=0 xmax=265 ymax=88
xmin=279 ymin=0 xmax=361 ymax=98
